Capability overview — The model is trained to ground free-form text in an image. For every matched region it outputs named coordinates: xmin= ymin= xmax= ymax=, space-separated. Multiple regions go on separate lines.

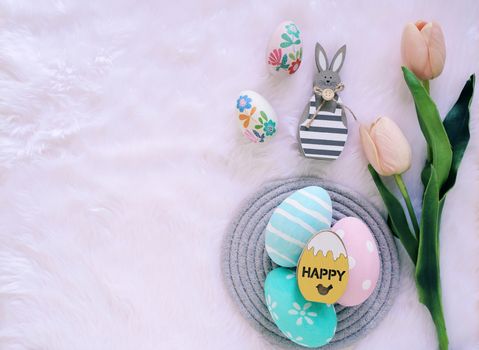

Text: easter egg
xmin=332 ymin=217 xmax=380 ymax=307
xmin=236 ymin=90 xmax=277 ymax=143
xmin=265 ymin=186 xmax=332 ymax=267
xmin=264 ymin=267 xmax=337 ymax=348
xmin=266 ymin=21 xmax=303 ymax=75
xmin=297 ymin=230 xmax=349 ymax=304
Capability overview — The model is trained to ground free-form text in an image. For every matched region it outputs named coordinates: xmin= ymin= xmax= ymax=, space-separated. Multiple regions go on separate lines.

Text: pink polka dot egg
xmin=332 ymin=217 xmax=380 ymax=307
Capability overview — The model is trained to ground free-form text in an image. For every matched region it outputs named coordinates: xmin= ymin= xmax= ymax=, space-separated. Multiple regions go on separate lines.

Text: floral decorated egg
xmin=265 ymin=186 xmax=332 ymax=267
xmin=332 ymin=217 xmax=380 ymax=307
xmin=266 ymin=20 xmax=303 ymax=75
xmin=236 ymin=90 xmax=277 ymax=143
xmin=264 ymin=267 xmax=337 ymax=348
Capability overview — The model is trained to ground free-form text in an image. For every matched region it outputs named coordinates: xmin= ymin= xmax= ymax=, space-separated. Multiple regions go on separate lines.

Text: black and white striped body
xmin=298 ymin=94 xmax=348 ymax=160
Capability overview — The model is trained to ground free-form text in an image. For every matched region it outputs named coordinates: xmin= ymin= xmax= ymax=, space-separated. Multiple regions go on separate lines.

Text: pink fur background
xmin=0 ymin=1 xmax=478 ymax=349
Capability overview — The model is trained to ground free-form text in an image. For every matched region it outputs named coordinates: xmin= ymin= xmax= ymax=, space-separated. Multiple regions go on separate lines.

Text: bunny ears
xmin=315 ymin=43 xmax=347 ymax=73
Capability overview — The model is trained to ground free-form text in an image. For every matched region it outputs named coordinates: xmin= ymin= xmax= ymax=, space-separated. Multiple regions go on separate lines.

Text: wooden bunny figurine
xmin=298 ymin=43 xmax=349 ymax=160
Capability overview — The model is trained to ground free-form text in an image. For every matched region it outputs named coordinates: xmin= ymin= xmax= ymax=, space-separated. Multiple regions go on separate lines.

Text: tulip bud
xmin=401 ymin=21 xmax=446 ymax=80
xmin=360 ymin=117 xmax=412 ymax=176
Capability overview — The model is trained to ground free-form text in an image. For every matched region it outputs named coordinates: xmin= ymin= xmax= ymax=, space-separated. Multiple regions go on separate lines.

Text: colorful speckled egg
xmin=266 ymin=21 xmax=303 ymax=75
xmin=265 ymin=186 xmax=332 ymax=267
xmin=236 ymin=90 xmax=277 ymax=143
xmin=264 ymin=267 xmax=337 ymax=348
xmin=332 ymin=217 xmax=380 ymax=307
xmin=297 ymin=230 xmax=349 ymax=304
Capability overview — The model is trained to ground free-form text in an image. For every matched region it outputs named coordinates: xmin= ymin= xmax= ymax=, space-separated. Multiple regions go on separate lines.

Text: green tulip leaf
xmin=368 ymin=165 xmax=418 ymax=262
xmin=440 ymin=74 xmax=475 ymax=198
xmin=415 ymin=164 xmax=448 ymax=350
xmin=260 ymin=111 xmax=268 ymax=121
xmin=387 ymin=216 xmax=399 ymax=238
xmin=288 ymin=53 xmax=295 ymax=60
xmin=402 ymin=67 xmax=452 ymax=190
xmin=420 ymin=161 xmax=430 ymax=188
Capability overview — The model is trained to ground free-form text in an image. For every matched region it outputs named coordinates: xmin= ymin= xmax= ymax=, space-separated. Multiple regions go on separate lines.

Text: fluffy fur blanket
xmin=0 ymin=1 xmax=478 ymax=349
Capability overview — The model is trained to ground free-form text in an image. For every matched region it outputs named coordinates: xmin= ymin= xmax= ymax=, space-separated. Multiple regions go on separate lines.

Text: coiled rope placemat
xmin=222 ymin=177 xmax=400 ymax=349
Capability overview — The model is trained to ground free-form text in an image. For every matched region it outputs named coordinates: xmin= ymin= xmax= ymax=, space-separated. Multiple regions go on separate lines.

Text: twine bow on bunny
xmin=306 ymin=83 xmax=358 ymax=128
xmin=298 ymin=43 xmax=357 ymax=160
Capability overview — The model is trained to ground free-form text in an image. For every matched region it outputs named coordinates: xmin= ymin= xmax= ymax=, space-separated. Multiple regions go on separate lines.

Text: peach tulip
xmin=401 ymin=21 xmax=446 ymax=80
xmin=360 ymin=117 xmax=412 ymax=176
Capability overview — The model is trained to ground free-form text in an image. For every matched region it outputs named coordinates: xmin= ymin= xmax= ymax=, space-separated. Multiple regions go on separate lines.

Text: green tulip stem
xmin=394 ymin=174 xmax=420 ymax=237
xmin=422 ymin=79 xmax=430 ymax=94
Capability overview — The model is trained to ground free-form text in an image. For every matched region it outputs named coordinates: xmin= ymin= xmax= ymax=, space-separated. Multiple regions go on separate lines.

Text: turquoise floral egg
xmin=236 ymin=90 xmax=277 ymax=143
xmin=265 ymin=267 xmax=337 ymax=348
xmin=265 ymin=186 xmax=332 ymax=267
xmin=267 ymin=21 xmax=303 ymax=75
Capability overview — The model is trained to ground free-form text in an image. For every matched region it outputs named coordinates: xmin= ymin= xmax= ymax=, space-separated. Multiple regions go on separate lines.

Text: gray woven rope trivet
xmin=222 ymin=177 xmax=400 ymax=349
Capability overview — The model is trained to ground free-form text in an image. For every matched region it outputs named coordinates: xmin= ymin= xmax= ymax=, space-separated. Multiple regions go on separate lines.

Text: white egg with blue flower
xmin=267 ymin=20 xmax=303 ymax=75
xmin=265 ymin=186 xmax=333 ymax=267
xmin=264 ymin=267 xmax=337 ymax=348
xmin=236 ymin=90 xmax=277 ymax=143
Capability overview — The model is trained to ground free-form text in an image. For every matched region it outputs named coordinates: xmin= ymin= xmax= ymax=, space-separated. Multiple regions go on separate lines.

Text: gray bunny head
xmin=314 ymin=43 xmax=346 ymax=89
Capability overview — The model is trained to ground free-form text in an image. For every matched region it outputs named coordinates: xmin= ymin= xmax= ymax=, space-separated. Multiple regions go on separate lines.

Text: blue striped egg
xmin=265 ymin=186 xmax=332 ymax=267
